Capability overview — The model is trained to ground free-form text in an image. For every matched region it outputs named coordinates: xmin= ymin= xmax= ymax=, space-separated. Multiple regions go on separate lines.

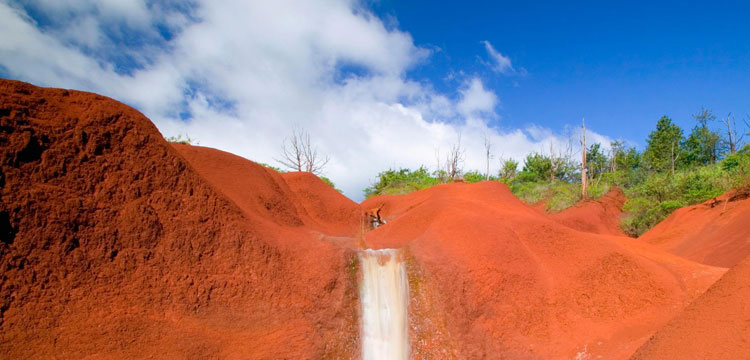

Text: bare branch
xmin=277 ymin=128 xmax=304 ymax=171
xmin=581 ymin=118 xmax=587 ymax=198
xmin=277 ymin=127 xmax=329 ymax=175
xmin=446 ymin=132 xmax=465 ymax=181
xmin=484 ymin=133 xmax=492 ymax=181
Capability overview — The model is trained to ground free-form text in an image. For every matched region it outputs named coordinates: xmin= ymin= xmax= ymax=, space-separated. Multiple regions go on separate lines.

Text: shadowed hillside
xmin=0 ymin=80 xmax=359 ymax=359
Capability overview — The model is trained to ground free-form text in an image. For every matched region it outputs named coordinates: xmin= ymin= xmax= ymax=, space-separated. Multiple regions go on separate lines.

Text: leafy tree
xmin=499 ymin=158 xmax=519 ymax=182
xmin=518 ymin=153 xmax=552 ymax=182
xmin=643 ymin=116 xmax=685 ymax=172
xmin=586 ymin=143 xmax=608 ymax=183
xmin=683 ymin=108 xmax=722 ymax=166
xmin=610 ymin=141 xmax=640 ymax=172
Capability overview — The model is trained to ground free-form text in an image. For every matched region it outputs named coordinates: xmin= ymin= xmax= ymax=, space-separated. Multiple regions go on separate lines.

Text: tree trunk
xmin=581 ymin=118 xmax=587 ymax=198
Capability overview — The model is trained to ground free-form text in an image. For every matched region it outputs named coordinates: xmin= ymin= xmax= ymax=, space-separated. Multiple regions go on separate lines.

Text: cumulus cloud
xmin=0 ymin=0 xmax=611 ymax=201
xmin=457 ymin=78 xmax=498 ymax=117
xmin=481 ymin=40 xmax=514 ymax=74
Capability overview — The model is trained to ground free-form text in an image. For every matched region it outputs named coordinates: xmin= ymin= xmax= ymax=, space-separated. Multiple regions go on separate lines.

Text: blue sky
xmin=0 ymin=0 xmax=748 ymax=200
xmin=374 ymin=0 xmax=750 ymax=144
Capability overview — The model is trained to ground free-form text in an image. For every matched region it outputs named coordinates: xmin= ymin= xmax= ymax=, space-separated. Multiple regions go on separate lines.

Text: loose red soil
xmin=550 ymin=186 xmax=628 ymax=236
xmin=362 ymin=181 xmax=724 ymax=359
xmin=631 ymin=254 xmax=750 ymax=360
xmin=639 ymin=187 xmax=750 ymax=267
xmin=2 ymin=79 xmax=746 ymax=359
xmin=0 ymin=79 xmax=359 ymax=359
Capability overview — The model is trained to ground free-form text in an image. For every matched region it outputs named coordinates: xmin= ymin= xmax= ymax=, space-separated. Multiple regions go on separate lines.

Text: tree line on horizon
xmin=362 ymin=109 xmax=750 ymax=236
xmin=166 ymin=109 xmax=750 ymax=236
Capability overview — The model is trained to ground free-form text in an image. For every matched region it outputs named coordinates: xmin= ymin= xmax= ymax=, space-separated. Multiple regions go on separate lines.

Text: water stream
xmin=359 ymin=248 xmax=410 ymax=360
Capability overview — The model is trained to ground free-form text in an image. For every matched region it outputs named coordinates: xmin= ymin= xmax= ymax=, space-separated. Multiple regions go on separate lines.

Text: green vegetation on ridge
xmin=364 ymin=109 xmax=750 ymax=236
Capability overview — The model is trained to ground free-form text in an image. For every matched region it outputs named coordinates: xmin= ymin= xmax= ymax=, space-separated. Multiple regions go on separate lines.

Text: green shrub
xmin=622 ymin=163 xmax=736 ymax=237
xmin=165 ymin=133 xmax=197 ymax=145
xmin=464 ymin=170 xmax=496 ymax=184
xmin=364 ymin=167 xmax=441 ymax=198
xmin=509 ymin=180 xmax=608 ymax=212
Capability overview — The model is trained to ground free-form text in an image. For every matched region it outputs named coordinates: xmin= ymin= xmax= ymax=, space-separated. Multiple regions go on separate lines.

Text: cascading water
xmin=359 ymin=249 xmax=410 ymax=360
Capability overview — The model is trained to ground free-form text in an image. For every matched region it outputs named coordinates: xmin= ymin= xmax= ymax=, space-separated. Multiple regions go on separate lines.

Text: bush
xmin=509 ymin=180 xmax=609 ymax=212
xmin=464 ymin=170 xmax=495 ymax=184
xmin=622 ymin=163 xmax=733 ymax=236
xmin=364 ymin=167 xmax=441 ymax=198
xmin=165 ymin=133 xmax=197 ymax=145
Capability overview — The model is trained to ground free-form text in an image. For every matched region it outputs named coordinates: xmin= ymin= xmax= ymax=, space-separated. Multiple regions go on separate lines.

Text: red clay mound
xmin=0 ymin=80 xmax=359 ymax=359
xmin=281 ymin=171 xmax=364 ymax=238
xmin=550 ymin=186 xmax=628 ymax=236
xmin=362 ymin=181 xmax=724 ymax=359
xmin=631 ymin=255 xmax=750 ymax=360
xmin=639 ymin=186 xmax=750 ymax=267
xmin=171 ymin=144 xmax=362 ymax=239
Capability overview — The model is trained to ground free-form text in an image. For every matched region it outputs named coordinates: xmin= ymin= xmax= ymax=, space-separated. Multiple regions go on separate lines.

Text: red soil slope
xmin=639 ymin=187 xmax=750 ymax=267
xmin=281 ymin=171 xmax=364 ymax=238
xmin=0 ymin=80 xmax=359 ymax=359
xmin=363 ymin=181 xmax=724 ymax=359
xmin=170 ymin=144 xmax=362 ymax=239
xmin=631 ymin=255 xmax=750 ymax=360
xmin=550 ymin=186 xmax=628 ymax=236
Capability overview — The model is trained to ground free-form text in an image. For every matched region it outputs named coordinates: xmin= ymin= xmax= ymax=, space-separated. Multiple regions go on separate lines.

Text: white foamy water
xmin=359 ymin=248 xmax=410 ymax=360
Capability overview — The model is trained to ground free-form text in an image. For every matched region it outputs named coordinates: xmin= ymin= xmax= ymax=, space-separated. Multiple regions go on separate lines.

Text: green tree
xmin=643 ymin=116 xmax=685 ymax=172
xmin=610 ymin=141 xmax=640 ymax=172
xmin=518 ymin=153 xmax=552 ymax=182
xmin=586 ymin=143 xmax=608 ymax=183
xmin=683 ymin=108 xmax=722 ymax=166
xmin=499 ymin=158 xmax=519 ymax=182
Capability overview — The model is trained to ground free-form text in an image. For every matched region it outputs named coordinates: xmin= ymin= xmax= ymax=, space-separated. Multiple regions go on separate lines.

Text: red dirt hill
xmin=362 ymin=181 xmax=724 ymax=359
xmin=0 ymin=79 xmax=359 ymax=359
xmin=631 ymin=254 xmax=750 ymax=360
xmin=170 ymin=144 xmax=362 ymax=239
xmin=550 ymin=186 xmax=628 ymax=236
xmin=639 ymin=186 xmax=750 ymax=268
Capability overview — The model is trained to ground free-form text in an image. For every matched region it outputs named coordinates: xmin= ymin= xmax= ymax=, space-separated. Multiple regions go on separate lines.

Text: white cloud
xmin=0 ymin=0 xmax=611 ymax=201
xmin=481 ymin=40 xmax=514 ymax=74
xmin=457 ymin=78 xmax=498 ymax=117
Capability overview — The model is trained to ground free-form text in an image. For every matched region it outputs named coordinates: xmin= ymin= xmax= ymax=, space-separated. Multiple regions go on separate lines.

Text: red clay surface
xmin=550 ymin=186 xmax=628 ymax=236
xmin=362 ymin=182 xmax=724 ymax=359
xmin=639 ymin=186 xmax=750 ymax=268
xmin=2 ymin=79 xmax=747 ymax=359
xmin=631 ymin=254 xmax=750 ymax=360
xmin=0 ymin=79 xmax=360 ymax=359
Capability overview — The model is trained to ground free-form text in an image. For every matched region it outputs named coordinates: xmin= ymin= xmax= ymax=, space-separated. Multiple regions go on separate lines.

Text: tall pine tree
xmin=643 ymin=116 xmax=684 ymax=172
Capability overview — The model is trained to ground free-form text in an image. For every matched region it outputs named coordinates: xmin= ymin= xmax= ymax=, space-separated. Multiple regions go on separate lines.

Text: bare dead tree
xmin=484 ymin=134 xmax=492 ymax=181
xmin=581 ymin=118 xmax=587 ymax=198
xmin=723 ymin=113 xmax=746 ymax=154
xmin=277 ymin=128 xmax=330 ymax=174
xmin=549 ymin=136 xmax=572 ymax=182
xmin=446 ymin=133 xmax=465 ymax=181
xmin=671 ymin=139 xmax=680 ymax=176
xmin=549 ymin=142 xmax=560 ymax=182
xmin=609 ymin=140 xmax=624 ymax=173
xmin=278 ymin=128 xmax=304 ymax=171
